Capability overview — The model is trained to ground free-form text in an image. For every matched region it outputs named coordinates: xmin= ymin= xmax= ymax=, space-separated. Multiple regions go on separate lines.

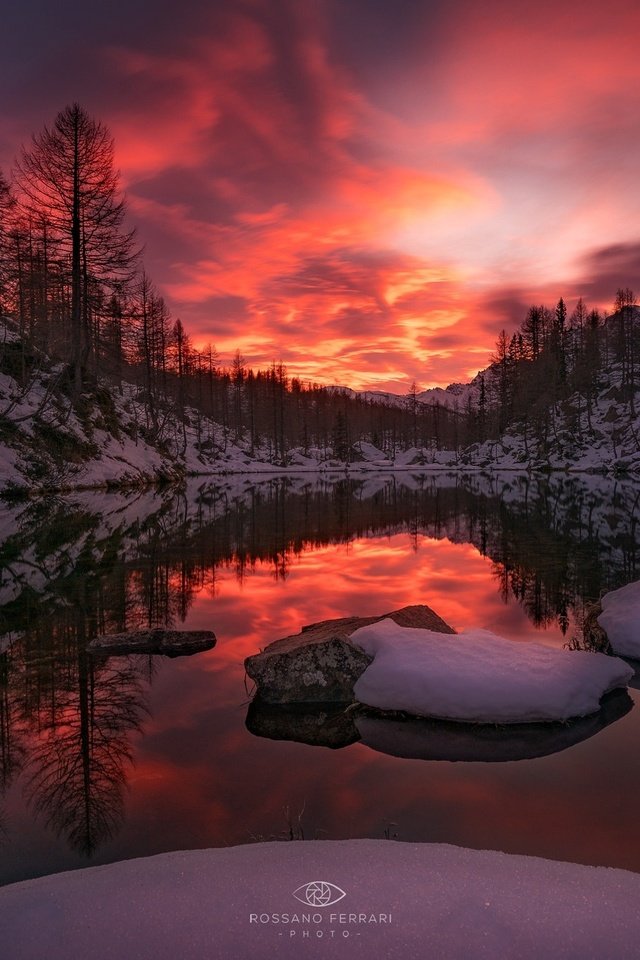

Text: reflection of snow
xmin=2 ymin=840 xmax=640 ymax=959
xmin=351 ymin=620 xmax=633 ymax=723
xmin=598 ymin=581 xmax=640 ymax=658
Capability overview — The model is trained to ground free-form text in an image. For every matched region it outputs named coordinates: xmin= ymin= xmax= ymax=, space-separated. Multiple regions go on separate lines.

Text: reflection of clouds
xmin=131 ymin=639 xmax=640 ymax=870
xmin=3 ymin=475 xmax=640 ymax=875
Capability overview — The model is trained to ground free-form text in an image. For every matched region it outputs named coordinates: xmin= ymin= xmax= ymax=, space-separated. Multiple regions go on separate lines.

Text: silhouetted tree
xmin=0 ymin=170 xmax=15 ymax=315
xmin=14 ymin=104 xmax=137 ymax=391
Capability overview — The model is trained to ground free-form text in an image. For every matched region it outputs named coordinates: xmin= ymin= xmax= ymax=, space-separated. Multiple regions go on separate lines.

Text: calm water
xmin=1 ymin=472 xmax=639 ymax=886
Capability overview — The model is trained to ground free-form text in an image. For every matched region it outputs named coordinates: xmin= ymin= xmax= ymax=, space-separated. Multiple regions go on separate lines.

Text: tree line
xmin=474 ymin=288 xmax=639 ymax=454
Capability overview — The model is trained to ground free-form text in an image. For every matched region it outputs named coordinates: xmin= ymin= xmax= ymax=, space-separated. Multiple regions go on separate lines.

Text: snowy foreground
xmin=351 ymin=620 xmax=633 ymax=722
xmin=1 ymin=841 xmax=640 ymax=960
xmin=598 ymin=581 xmax=640 ymax=659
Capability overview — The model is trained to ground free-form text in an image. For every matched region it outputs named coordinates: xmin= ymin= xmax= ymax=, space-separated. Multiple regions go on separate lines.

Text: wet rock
xmin=244 ymin=604 xmax=454 ymax=703
xmin=88 ymin=628 xmax=216 ymax=658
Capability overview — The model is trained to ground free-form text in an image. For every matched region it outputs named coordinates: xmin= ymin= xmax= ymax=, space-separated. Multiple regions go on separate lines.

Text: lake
xmin=1 ymin=471 xmax=639 ymax=886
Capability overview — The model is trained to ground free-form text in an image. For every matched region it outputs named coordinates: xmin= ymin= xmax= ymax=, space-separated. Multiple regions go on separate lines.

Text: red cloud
xmin=67 ymin=0 xmax=640 ymax=391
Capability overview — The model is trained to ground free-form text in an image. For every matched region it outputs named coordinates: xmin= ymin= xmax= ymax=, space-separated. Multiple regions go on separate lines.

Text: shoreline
xmin=0 ymin=460 xmax=630 ymax=500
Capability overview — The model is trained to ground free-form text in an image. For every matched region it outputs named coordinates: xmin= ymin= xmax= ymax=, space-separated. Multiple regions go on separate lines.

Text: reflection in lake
xmin=25 ymin=651 xmax=149 ymax=855
xmin=354 ymin=689 xmax=633 ymax=763
xmin=246 ymin=690 xmax=633 ymax=763
xmin=0 ymin=472 xmax=639 ymax=884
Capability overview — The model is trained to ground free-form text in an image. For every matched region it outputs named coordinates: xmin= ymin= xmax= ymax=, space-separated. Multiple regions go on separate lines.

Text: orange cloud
xmin=75 ymin=0 xmax=640 ymax=390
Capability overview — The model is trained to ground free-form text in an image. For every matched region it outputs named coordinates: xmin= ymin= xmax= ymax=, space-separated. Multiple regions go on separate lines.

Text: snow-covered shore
xmin=3 ymin=336 xmax=640 ymax=497
xmin=1 ymin=840 xmax=639 ymax=959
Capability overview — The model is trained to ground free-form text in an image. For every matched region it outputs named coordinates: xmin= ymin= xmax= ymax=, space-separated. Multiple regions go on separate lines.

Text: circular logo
xmin=293 ymin=881 xmax=347 ymax=907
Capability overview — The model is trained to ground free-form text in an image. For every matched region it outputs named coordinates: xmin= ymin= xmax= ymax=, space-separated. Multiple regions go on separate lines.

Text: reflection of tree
xmin=5 ymin=476 xmax=640 ymax=649
xmin=25 ymin=648 xmax=148 ymax=856
xmin=2 ymin=475 xmax=640 ymax=857
xmin=0 ymin=649 xmax=26 ymax=844
xmin=0 ymin=652 xmax=25 ymax=791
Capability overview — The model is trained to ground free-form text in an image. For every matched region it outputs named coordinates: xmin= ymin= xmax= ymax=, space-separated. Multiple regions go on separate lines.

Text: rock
xmin=0 ymin=634 xmax=12 ymax=655
xmin=88 ymin=628 xmax=216 ymax=657
xmin=582 ymin=601 xmax=610 ymax=652
xmin=244 ymin=604 xmax=454 ymax=703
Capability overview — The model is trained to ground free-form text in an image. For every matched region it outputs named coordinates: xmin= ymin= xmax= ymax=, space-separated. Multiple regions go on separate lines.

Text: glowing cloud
xmin=2 ymin=0 xmax=639 ymax=388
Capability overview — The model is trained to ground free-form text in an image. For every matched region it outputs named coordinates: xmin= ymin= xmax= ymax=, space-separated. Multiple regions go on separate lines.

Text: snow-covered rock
xmin=353 ymin=440 xmax=389 ymax=463
xmin=1 ymin=840 xmax=640 ymax=960
xmin=351 ymin=620 xmax=633 ymax=723
xmin=245 ymin=605 xmax=455 ymax=703
xmin=597 ymin=581 xmax=640 ymax=658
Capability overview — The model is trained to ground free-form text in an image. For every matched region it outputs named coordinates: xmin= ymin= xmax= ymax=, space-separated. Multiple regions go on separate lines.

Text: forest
xmin=1 ymin=104 xmax=638 ymax=465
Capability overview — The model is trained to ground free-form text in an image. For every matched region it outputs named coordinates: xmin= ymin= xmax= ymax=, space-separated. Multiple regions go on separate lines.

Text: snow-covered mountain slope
xmin=2 ymin=312 xmax=640 ymax=495
xmin=334 ymin=364 xmax=500 ymax=412
xmin=460 ymin=363 xmax=640 ymax=474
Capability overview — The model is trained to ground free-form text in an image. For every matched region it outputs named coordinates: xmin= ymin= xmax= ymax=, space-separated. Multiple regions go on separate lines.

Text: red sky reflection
xmin=2 ymin=1 xmax=640 ymax=390
xmin=107 ymin=532 xmax=639 ymax=876
xmin=2 ymin=526 xmax=638 ymax=886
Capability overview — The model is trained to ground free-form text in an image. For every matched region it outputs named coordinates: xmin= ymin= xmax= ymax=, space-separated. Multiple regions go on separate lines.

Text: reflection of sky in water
xmin=3 ymin=528 xmax=638 ymax=887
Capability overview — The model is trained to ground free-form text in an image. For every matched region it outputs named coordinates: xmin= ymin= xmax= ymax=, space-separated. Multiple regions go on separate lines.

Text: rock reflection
xmin=246 ymin=698 xmax=359 ymax=749
xmin=246 ymin=690 xmax=633 ymax=763
xmin=355 ymin=689 xmax=633 ymax=763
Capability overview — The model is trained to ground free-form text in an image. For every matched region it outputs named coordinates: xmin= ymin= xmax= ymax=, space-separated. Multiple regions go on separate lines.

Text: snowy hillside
xmin=459 ymin=362 xmax=640 ymax=474
xmin=3 ymin=840 xmax=640 ymax=960
xmin=3 ymin=309 xmax=640 ymax=495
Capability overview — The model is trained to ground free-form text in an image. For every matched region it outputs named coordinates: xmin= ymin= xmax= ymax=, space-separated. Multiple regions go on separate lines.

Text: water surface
xmin=1 ymin=472 xmax=639 ymax=885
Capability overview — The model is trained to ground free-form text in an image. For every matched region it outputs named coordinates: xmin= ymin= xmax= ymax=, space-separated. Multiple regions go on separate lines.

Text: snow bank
xmin=351 ymin=620 xmax=633 ymax=723
xmin=598 ymin=581 xmax=640 ymax=658
xmin=1 ymin=841 xmax=639 ymax=960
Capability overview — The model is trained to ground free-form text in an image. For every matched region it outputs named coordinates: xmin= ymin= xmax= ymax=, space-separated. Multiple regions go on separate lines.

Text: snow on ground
xmin=1 ymin=840 xmax=639 ymax=960
xmin=353 ymin=440 xmax=390 ymax=463
xmin=351 ymin=620 xmax=633 ymax=723
xmin=598 ymin=581 xmax=640 ymax=659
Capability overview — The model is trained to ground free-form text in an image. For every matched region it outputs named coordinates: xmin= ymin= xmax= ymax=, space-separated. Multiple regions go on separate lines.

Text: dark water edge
xmin=1 ymin=471 xmax=639 ymax=885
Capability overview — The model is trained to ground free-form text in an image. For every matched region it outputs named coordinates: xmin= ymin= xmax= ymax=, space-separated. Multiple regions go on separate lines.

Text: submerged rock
xmin=244 ymin=604 xmax=454 ymax=703
xmin=88 ymin=628 xmax=216 ymax=658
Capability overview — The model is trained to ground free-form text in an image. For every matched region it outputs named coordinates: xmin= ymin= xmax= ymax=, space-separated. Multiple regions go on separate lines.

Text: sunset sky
xmin=2 ymin=0 xmax=640 ymax=390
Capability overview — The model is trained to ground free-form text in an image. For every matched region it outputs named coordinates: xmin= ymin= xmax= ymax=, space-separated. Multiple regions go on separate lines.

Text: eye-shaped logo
xmin=293 ymin=881 xmax=346 ymax=907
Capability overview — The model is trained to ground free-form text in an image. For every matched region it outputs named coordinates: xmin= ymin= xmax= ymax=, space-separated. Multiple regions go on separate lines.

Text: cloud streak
xmin=1 ymin=0 xmax=639 ymax=388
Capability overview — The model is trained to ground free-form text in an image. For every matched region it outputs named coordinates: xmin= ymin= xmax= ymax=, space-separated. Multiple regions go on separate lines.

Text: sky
xmin=1 ymin=0 xmax=640 ymax=391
